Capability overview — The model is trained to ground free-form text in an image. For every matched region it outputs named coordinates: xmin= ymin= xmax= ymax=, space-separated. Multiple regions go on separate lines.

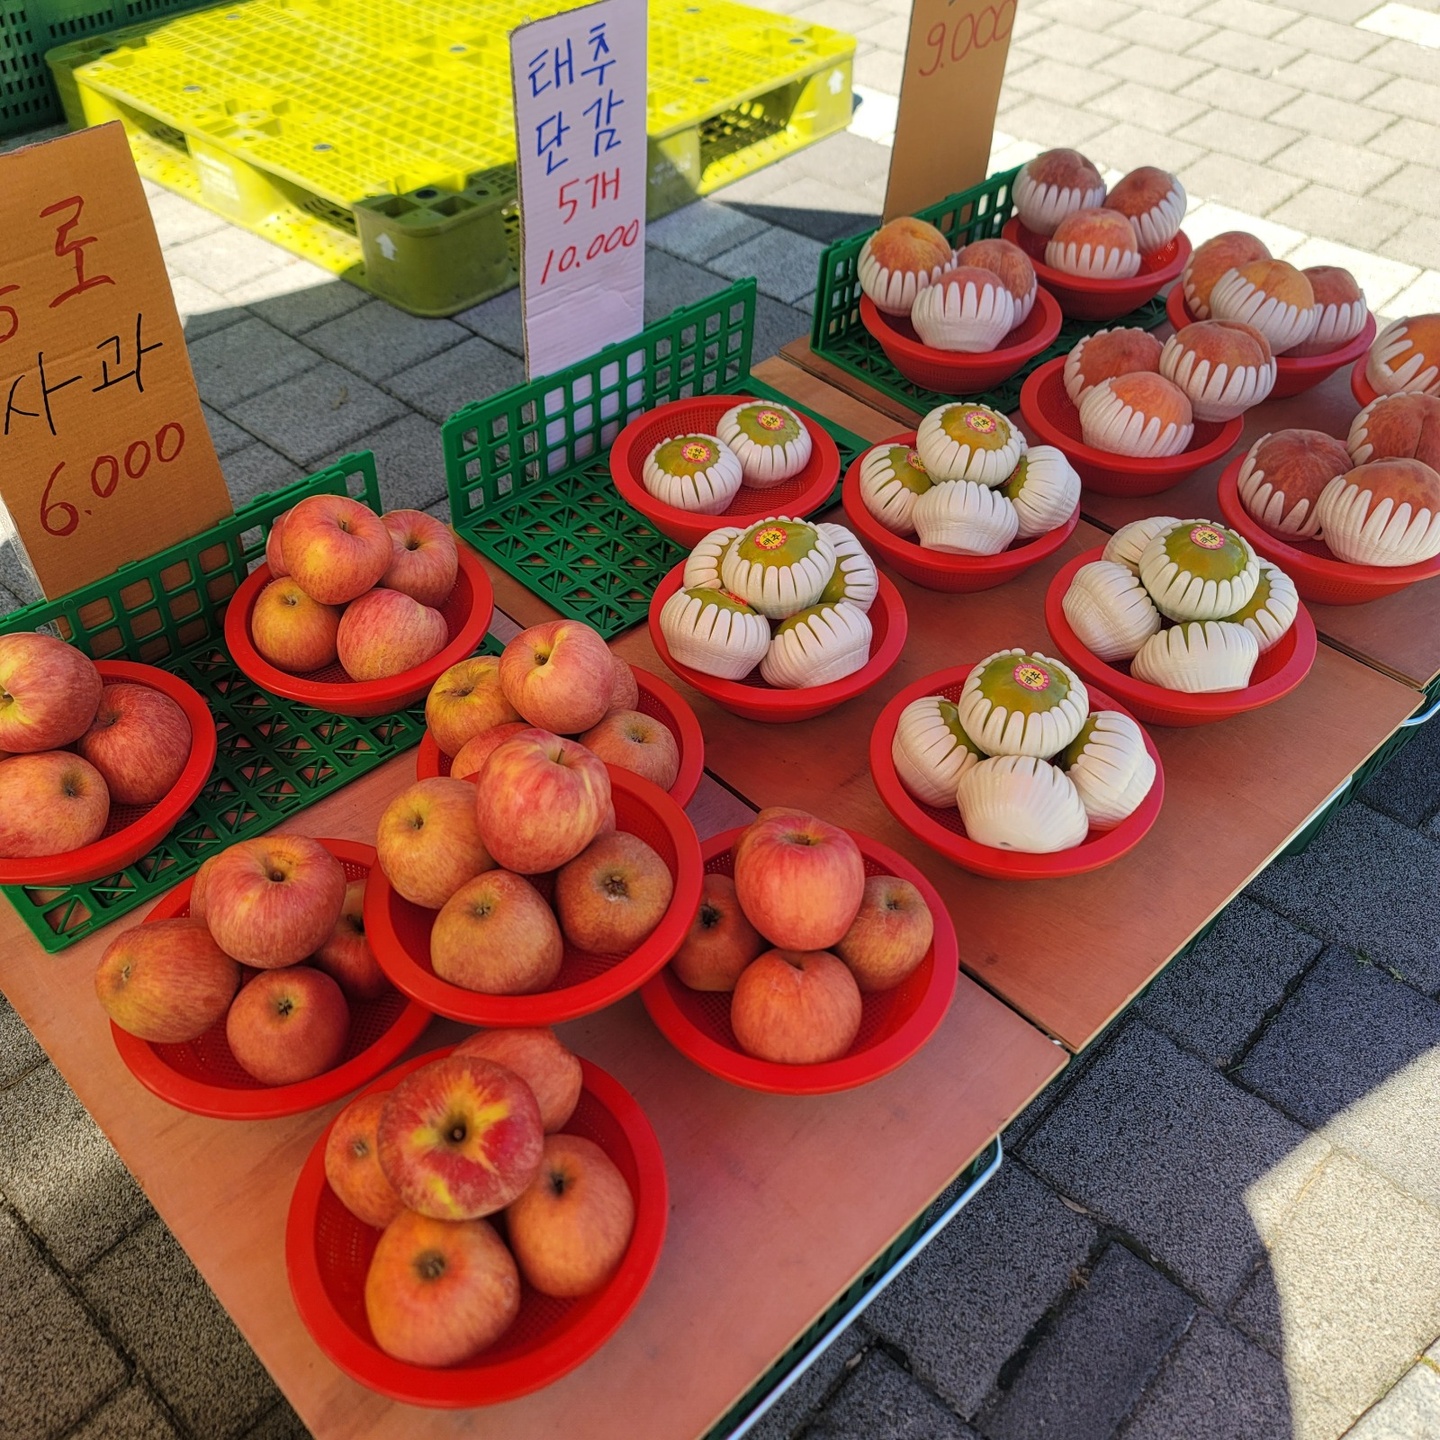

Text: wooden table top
xmin=780 ymin=331 xmax=1440 ymax=693
xmin=0 ymin=630 xmax=1062 ymax=1440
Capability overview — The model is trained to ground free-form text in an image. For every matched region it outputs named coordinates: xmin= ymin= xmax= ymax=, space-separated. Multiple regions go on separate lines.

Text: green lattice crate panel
xmin=0 ymin=452 xmax=495 ymax=954
xmin=809 ymin=167 xmax=1171 ymax=420
xmin=43 ymin=0 xmax=852 ymax=314
xmin=443 ymin=279 xmax=866 ymax=640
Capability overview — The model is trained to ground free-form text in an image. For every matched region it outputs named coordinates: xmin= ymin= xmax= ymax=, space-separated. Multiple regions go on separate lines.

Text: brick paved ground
xmin=3 ymin=0 xmax=1440 ymax=1434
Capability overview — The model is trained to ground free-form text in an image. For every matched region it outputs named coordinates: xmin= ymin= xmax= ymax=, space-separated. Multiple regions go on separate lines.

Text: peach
xmin=1013 ymin=148 xmax=1106 ymax=237
xmin=1290 ymin=265 xmax=1367 ymax=356
xmin=670 ymin=872 xmax=766 ymax=991
xmin=281 ymin=494 xmax=392 ymax=606
xmin=554 ymin=830 xmax=673 ymax=956
xmin=379 ymin=510 xmax=458 ymax=608
xmin=0 ymin=752 xmax=108 ymax=857
xmin=451 ymin=721 xmax=528 ymax=780
xmin=312 ymin=878 xmax=390 ymax=1001
xmin=1366 ymin=314 xmax=1440 ymax=397
xmin=730 ymin=949 xmax=863 ymax=1064
xmin=499 ymin=621 xmax=614 ymax=734
xmin=1045 ymin=207 xmax=1141 ymax=280
xmin=1078 ymin=372 xmax=1194 ymax=458
xmin=453 ymin=1028 xmax=583 ymax=1133
xmin=857 ymin=216 xmax=953 ymax=315
xmin=1209 ymin=259 xmax=1317 ymax=354
xmin=1315 ymin=458 xmax=1440 ymax=566
xmin=955 ymin=238 xmax=1037 ymax=322
xmin=325 ymin=1091 xmax=404 ymax=1228
xmin=226 ymin=966 xmax=350 ymax=1085
xmin=578 ymin=708 xmax=680 ymax=792
xmin=376 ymin=1053 xmax=544 ymax=1219
xmin=1159 ymin=319 xmax=1276 ymax=421
xmin=1063 ymin=326 xmax=1164 ymax=405
xmin=1182 ymin=231 xmax=1270 ymax=319
xmin=94 ymin=918 xmax=239 ymax=1043
xmin=0 ymin=632 xmax=104 ymax=754
xmin=77 ymin=682 xmax=191 ymax=806
xmin=911 ymin=265 xmax=1017 ymax=353
xmin=430 ymin=870 xmax=564 ymax=994
xmin=1237 ymin=429 xmax=1352 ymax=541
xmin=1349 ymin=393 xmax=1440 ymax=472
xmin=336 ymin=589 xmax=447 ymax=682
xmin=1102 ymin=166 xmax=1185 ymax=253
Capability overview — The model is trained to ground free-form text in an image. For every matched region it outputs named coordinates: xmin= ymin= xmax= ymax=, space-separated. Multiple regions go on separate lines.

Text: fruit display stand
xmin=0 ymin=732 xmax=1064 ymax=1438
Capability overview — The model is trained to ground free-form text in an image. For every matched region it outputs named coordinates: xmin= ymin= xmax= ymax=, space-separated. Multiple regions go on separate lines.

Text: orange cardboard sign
xmin=884 ymin=0 xmax=1016 ymax=222
xmin=0 ymin=123 xmax=232 ymax=599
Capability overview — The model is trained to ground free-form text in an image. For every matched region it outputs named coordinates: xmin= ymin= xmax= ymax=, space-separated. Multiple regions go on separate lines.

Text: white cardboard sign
xmin=511 ymin=0 xmax=648 ymax=380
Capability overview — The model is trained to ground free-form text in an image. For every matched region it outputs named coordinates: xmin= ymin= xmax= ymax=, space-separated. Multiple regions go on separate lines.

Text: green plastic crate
xmin=442 ymin=278 xmax=868 ymax=639
xmin=808 ymin=167 xmax=1170 ymax=419
xmin=0 ymin=451 xmax=495 ymax=953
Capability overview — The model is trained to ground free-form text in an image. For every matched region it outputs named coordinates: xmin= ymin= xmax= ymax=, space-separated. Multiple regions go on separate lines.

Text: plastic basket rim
xmin=1043 ymin=545 xmax=1319 ymax=722
xmin=1019 ymin=357 xmax=1245 ymax=480
xmin=222 ymin=545 xmax=494 ymax=717
xmin=0 ymin=659 xmax=218 ymax=888
xmin=284 ymin=1050 xmax=668 ymax=1407
xmin=111 ymin=838 xmax=433 ymax=1120
xmin=839 ymin=431 xmax=1080 ymax=585
xmin=1001 ymin=219 xmax=1190 ymax=305
xmin=857 ymin=286 xmax=1064 ymax=390
xmin=1351 ymin=360 xmax=1380 ymax=408
xmin=413 ymin=664 xmax=706 ymax=807
xmin=646 ymin=563 xmax=909 ymax=719
xmin=639 ymin=826 xmax=958 ymax=1093
xmin=868 ymin=662 xmax=1165 ymax=879
xmin=364 ymin=765 xmax=705 ymax=1026
xmin=607 ymin=395 xmax=842 ymax=545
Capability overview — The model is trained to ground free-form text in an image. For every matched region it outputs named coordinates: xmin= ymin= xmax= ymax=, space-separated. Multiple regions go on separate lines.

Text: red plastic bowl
xmin=1165 ymin=288 xmax=1378 ymax=401
xmin=1044 ymin=546 xmax=1318 ymax=726
xmin=365 ymin=766 xmax=704 ymax=1026
xmin=0 ymin=660 xmax=218 ymax=888
xmin=870 ymin=664 xmax=1164 ymax=880
xmin=608 ymin=396 xmax=841 ymax=548
xmin=647 ymin=563 xmax=908 ymax=723
xmin=415 ymin=664 xmax=705 ymax=806
xmin=840 ymin=431 xmax=1079 ymax=592
xmin=1002 ymin=219 xmax=1190 ymax=322
xmin=223 ymin=543 xmax=494 ymax=718
xmin=1215 ymin=457 xmax=1440 ymax=605
xmin=286 ymin=1049 xmax=666 ymax=1406
xmin=858 ymin=287 xmax=1063 ymax=394
xmin=1020 ymin=357 xmax=1243 ymax=497
xmin=1351 ymin=360 xmax=1378 ymax=408
xmin=110 ymin=840 xmax=432 ymax=1120
xmin=639 ymin=828 xmax=956 ymax=1094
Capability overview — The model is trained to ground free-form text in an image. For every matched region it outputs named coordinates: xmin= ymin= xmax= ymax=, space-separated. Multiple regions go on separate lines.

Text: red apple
xmin=732 ymin=808 xmax=866 ymax=951
xmin=312 ymin=879 xmax=389 ymax=1000
xmin=430 ymin=871 xmax=564 ymax=994
xmin=376 ymin=1054 xmax=544 ymax=1219
xmin=0 ymin=752 xmax=109 ymax=857
xmin=836 ymin=875 xmax=934 ymax=992
xmin=93 ymin=918 xmax=240 ymax=1043
xmin=265 ymin=507 xmax=291 ymax=578
xmin=554 ymin=831 xmax=673 ymax=956
xmin=451 ymin=721 xmax=527 ymax=780
xmin=202 ymin=835 xmax=348 ymax=968
xmin=453 ymin=1028 xmax=583 ymax=1133
xmin=0 ymin=632 xmax=103 ymax=753
xmin=250 ymin=577 xmax=341 ymax=674
xmin=337 ymin=589 xmax=447 ymax=682
xmin=280 ymin=493 xmax=391 ymax=605
xmin=380 ymin=510 xmax=458 ymax=609
xmin=424 ymin=656 xmax=519 ymax=758
xmin=505 ymin=1134 xmax=635 ymax=1298
xmin=730 ymin=949 xmax=863 ymax=1064
xmin=578 ymin=709 xmax=679 ymax=792
xmin=324 ymin=1091 xmax=404 ymax=1228
xmin=377 ymin=777 xmax=493 ymax=910
xmin=475 ymin=730 xmax=610 ymax=874
xmin=608 ymin=656 xmax=640 ymax=713
xmin=670 ymin=873 xmax=765 ymax=991
xmin=499 ymin=621 xmax=613 ymax=733
xmin=364 ymin=1210 xmax=520 ymax=1366
xmin=225 ymin=965 xmax=350 ymax=1085
xmin=76 ymin=682 xmax=192 ymax=806
xmin=189 ymin=853 xmax=218 ymax=923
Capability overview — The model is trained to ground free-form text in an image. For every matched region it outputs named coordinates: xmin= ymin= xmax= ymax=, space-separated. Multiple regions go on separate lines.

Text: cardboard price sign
xmin=511 ymin=0 xmax=647 ymax=380
xmin=0 ymin=123 xmax=232 ymax=599
xmin=884 ymin=0 xmax=1016 ymax=222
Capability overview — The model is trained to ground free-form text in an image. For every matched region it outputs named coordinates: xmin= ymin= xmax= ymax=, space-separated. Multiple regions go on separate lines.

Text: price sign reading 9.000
xmin=511 ymin=0 xmax=648 ymax=380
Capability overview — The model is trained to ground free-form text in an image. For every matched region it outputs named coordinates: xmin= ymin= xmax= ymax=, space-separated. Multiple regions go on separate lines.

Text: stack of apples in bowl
xmin=224 ymin=495 xmax=493 ymax=716
xmin=94 ymin=833 xmax=428 ymax=1118
xmin=364 ymin=625 xmax=704 ymax=1025
xmin=0 ymin=634 xmax=216 ymax=884
xmin=414 ymin=619 xmax=704 ymax=806
xmin=287 ymin=1029 xmax=666 ymax=1403
xmin=640 ymin=807 xmax=957 ymax=1094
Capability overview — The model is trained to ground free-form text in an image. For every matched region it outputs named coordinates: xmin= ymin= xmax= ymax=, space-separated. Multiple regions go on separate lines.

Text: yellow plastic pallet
xmin=46 ymin=0 xmax=853 ymax=315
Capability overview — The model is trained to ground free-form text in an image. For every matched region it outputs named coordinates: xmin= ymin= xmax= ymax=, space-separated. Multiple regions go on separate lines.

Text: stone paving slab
xmin=804 ymin=1349 xmax=977 ymax=1438
xmin=0 ymin=993 xmax=45 ymax=1088
xmin=69 ymin=1380 xmax=182 ymax=1440
xmin=1347 ymin=1363 xmax=1440 ymax=1440
xmin=745 ymin=1324 xmax=869 ymax=1440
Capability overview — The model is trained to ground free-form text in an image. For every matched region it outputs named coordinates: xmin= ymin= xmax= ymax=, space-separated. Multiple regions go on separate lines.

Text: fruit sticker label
xmin=681 ymin=440 xmax=716 ymax=465
xmin=753 ymin=525 xmax=789 ymax=552
xmin=1012 ymin=661 xmax=1051 ymax=692
xmin=511 ymin=0 xmax=647 ymax=380
xmin=1189 ymin=524 xmax=1227 ymax=550
xmin=0 ymin=124 xmax=232 ymax=597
